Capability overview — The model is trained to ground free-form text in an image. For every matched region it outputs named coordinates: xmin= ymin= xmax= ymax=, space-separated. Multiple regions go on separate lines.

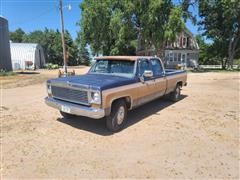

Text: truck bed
xmin=165 ymin=69 xmax=186 ymax=76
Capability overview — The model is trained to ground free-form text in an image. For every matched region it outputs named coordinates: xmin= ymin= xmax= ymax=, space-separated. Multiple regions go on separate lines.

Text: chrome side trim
xmin=45 ymin=97 xmax=105 ymax=119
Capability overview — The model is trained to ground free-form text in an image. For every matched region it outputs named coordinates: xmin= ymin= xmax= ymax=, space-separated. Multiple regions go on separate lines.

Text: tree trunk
xmin=221 ymin=58 xmax=226 ymax=70
xmin=227 ymin=34 xmax=239 ymax=69
xmin=229 ymin=55 xmax=234 ymax=69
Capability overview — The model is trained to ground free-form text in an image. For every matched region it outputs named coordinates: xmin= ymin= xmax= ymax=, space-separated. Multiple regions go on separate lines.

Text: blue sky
xmin=0 ymin=0 xmax=201 ymax=40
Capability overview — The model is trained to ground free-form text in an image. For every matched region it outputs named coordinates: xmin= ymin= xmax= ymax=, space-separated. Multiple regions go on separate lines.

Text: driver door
xmin=135 ymin=59 xmax=156 ymax=106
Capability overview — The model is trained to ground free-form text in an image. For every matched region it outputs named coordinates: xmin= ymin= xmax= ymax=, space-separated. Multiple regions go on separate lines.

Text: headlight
xmin=47 ymin=84 xmax=52 ymax=96
xmin=90 ymin=91 xmax=101 ymax=104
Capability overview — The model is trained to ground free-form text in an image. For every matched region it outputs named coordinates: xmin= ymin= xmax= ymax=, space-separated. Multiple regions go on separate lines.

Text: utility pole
xmin=59 ymin=0 xmax=67 ymax=74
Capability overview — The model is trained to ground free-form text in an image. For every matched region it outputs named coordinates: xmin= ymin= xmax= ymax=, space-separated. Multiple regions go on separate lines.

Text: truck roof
xmin=95 ymin=56 xmax=155 ymax=61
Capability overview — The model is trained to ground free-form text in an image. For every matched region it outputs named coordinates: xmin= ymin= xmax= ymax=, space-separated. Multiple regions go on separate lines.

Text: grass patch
xmin=188 ymin=68 xmax=240 ymax=73
xmin=0 ymin=70 xmax=17 ymax=76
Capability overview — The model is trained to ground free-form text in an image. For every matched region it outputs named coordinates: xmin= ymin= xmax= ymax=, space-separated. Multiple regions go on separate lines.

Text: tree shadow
xmin=57 ymin=95 xmax=188 ymax=136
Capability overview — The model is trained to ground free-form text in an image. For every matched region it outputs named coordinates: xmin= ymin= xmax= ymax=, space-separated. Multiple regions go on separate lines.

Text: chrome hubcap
xmin=116 ymin=106 xmax=125 ymax=125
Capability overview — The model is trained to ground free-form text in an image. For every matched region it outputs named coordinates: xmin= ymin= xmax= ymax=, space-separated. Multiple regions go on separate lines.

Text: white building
xmin=10 ymin=43 xmax=45 ymax=70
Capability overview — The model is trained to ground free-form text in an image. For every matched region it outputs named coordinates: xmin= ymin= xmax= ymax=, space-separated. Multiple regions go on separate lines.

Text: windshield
xmin=89 ymin=60 xmax=135 ymax=78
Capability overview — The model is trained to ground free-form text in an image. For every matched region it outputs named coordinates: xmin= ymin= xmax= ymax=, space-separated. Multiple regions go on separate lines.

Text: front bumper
xmin=45 ymin=97 xmax=105 ymax=119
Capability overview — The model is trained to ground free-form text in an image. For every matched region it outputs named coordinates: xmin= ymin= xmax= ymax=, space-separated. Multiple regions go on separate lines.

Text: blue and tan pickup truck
xmin=45 ymin=56 xmax=187 ymax=132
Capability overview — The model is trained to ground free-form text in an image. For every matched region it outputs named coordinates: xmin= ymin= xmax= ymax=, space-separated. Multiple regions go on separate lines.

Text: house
xmin=10 ymin=43 xmax=46 ymax=70
xmin=0 ymin=17 xmax=12 ymax=71
xmin=136 ymin=28 xmax=199 ymax=69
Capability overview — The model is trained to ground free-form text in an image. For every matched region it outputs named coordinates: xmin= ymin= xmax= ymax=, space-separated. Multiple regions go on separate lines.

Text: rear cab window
xmin=150 ymin=58 xmax=164 ymax=77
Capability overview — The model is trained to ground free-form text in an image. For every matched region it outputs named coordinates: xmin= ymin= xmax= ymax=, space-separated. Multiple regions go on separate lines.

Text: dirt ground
xmin=1 ymin=68 xmax=239 ymax=179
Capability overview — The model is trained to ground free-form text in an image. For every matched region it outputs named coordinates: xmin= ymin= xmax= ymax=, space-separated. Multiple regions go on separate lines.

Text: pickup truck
xmin=45 ymin=56 xmax=187 ymax=132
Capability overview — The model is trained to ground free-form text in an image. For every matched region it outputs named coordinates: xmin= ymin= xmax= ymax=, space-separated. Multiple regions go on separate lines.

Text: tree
xmin=196 ymin=34 xmax=209 ymax=65
xmin=196 ymin=35 xmax=223 ymax=65
xmin=199 ymin=0 xmax=240 ymax=69
xmin=78 ymin=0 xmax=137 ymax=56
xmin=78 ymin=0 xmax=186 ymax=56
xmin=9 ymin=28 xmax=25 ymax=42
xmin=127 ymin=0 xmax=184 ymax=53
xmin=78 ymin=45 xmax=91 ymax=65
xmin=64 ymin=31 xmax=78 ymax=66
xmin=76 ymin=33 xmax=91 ymax=65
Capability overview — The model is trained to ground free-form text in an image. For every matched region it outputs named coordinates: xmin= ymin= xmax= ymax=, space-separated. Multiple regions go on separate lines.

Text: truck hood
xmin=48 ymin=73 xmax=137 ymax=91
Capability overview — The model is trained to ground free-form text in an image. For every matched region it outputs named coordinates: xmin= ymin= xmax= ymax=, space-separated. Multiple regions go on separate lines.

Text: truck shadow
xmin=57 ymin=95 xmax=187 ymax=136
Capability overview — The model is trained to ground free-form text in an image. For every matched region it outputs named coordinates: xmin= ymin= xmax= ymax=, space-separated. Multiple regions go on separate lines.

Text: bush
xmin=44 ymin=63 xmax=59 ymax=70
xmin=234 ymin=59 xmax=240 ymax=69
xmin=0 ymin=69 xmax=17 ymax=76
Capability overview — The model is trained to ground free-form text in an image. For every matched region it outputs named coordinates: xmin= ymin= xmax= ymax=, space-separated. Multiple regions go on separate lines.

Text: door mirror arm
xmin=140 ymin=76 xmax=145 ymax=83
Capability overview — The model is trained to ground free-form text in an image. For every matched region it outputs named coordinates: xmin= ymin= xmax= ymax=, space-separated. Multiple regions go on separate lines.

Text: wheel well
xmin=111 ymin=96 xmax=131 ymax=110
xmin=177 ymin=81 xmax=183 ymax=87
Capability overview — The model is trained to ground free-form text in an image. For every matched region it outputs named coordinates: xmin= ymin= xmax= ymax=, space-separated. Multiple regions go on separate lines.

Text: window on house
xmin=165 ymin=53 xmax=169 ymax=61
xmin=182 ymin=37 xmax=187 ymax=48
xmin=176 ymin=38 xmax=180 ymax=47
xmin=169 ymin=53 xmax=173 ymax=61
xmin=174 ymin=53 xmax=178 ymax=61
xmin=187 ymin=38 xmax=191 ymax=48
xmin=178 ymin=53 xmax=181 ymax=62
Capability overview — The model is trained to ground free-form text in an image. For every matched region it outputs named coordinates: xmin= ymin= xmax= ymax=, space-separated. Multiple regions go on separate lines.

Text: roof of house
xmin=10 ymin=43 xmax=39 ymax=49
xmin=95 ymin=56 xmax=155 ymax=61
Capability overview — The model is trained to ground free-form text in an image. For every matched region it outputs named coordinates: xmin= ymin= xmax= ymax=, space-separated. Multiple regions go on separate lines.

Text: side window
xmin=93 ymin=60 xmax=108 ymax=73
xmin=151 ymin=59 xmax=163 ymax=76
xmin=138 ymin=59 xmax=151 ymax=77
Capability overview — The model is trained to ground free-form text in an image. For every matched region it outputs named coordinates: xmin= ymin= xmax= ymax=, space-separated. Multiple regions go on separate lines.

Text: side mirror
xmin=140 ymin=70 xmax=153 ymax=83
xmin=143 ymin=70 xmax=153 ymax=78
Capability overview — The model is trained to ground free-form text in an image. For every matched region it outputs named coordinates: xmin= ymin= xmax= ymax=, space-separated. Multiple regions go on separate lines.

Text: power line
xmin=0 ymin=5 xmax=57 ymax=29
xmin=10 ymin=6 xmax=57 ymax=27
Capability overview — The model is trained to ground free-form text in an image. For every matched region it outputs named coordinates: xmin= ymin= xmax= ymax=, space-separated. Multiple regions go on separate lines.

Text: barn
xmin=10 ymin=43 xmax=46 ymax=70
xmin=0 ymin=17 xmax=12 ymax=71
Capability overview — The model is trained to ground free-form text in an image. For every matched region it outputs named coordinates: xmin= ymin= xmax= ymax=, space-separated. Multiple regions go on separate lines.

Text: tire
xmin=60 ymin=111 xmax=75 ymax=119
xmin=106 ymin=99 xmax=127 ymax=132
xmin=169 ymin=84 xmax=181 ymax=102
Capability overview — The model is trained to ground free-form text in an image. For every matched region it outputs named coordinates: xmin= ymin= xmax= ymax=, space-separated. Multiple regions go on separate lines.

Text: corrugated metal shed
xmin=0 ymin=17 xmax=12 ymax=71
xmin=10 ymin=43 xmax=46 ymax=70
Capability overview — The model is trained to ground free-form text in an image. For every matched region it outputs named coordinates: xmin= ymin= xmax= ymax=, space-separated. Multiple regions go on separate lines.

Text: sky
xmin=0 ymin=0 xmax=201 ymax=40
xmin=0 ymin=0 xmax=82 ymax=39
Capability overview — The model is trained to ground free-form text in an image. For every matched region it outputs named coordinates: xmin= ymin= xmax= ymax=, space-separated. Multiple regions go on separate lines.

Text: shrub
xmin=0 ymin=69 xmax=17 ymax=76
xmin=234 ymin=59 xmax=240 ymax=69
xmin=44 ymin=63 xmax=59 ymax=70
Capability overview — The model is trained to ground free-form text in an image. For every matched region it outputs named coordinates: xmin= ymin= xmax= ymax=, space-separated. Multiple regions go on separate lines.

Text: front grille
xmin=51 ymin=86 xmax=89 ymax=105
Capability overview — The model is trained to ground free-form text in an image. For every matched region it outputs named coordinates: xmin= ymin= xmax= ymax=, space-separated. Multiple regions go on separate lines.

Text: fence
xmin=199 ymin=65 xmax=239 ymax=69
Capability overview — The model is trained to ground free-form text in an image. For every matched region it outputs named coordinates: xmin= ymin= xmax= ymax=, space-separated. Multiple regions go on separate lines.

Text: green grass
xmin=0 ymin=71 xmax=17 ymax=76
xmin=188 ymin=68 xmax=240 ymax=73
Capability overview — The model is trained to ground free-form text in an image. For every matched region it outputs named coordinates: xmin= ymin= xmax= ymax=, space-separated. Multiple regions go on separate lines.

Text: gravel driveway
xmin=1 ymin=70 xmax=239 ymax=179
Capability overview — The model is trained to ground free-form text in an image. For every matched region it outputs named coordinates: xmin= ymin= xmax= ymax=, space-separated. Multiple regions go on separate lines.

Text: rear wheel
xmin=106 ymin=100 xmax=127 ymax=132
xmin=60 ymin=111 xmax=75 ymax=119
xmin=169 ymin=84 xmax=181 ymax=102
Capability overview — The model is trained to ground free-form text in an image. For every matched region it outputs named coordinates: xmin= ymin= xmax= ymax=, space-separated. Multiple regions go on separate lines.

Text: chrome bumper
xmin=45 ymin=97 xmax=105 ymax=119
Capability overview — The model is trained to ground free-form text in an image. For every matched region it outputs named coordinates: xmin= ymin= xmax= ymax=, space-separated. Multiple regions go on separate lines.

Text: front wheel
xmin=169 ymin=85 xmax=181 ymax=102
xmin=106 ymin=100 xmax=127 ymax=132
